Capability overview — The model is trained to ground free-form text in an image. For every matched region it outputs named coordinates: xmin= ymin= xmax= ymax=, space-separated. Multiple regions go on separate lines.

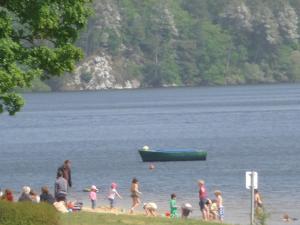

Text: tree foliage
xmin=5 ymin=0 xmax=300 ymax=101
xmin=74 ymin=0 xmax=300 ymax=90
xmin=0 ymin=0 xmax=91 ymax=115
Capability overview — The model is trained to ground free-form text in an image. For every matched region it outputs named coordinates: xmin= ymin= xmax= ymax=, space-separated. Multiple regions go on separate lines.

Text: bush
xmin=255 ymin=207 xmax=269 ymax=225
xmin=0 ymin=201 xmax=60 ymax=225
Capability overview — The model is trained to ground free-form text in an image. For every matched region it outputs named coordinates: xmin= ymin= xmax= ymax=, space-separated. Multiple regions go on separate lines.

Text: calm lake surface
xmin=1 ymin=84 xmax=300 ymax=225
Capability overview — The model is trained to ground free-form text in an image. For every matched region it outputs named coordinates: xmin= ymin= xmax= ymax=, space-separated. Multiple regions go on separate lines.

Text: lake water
xmin=1 ymin=84 xmax=300 ymax=225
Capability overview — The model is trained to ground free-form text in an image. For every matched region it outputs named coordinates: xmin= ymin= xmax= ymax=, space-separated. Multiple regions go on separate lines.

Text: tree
xmin=289 ymin=50 xmax=300 ymax=81
xmin=0 ymin=0 xmax=91 ymax=115
xmin=196 ymin=21 xmax=233 ymax=85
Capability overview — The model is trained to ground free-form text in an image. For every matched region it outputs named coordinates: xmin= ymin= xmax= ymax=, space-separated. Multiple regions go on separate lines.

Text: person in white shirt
xmin=108 ymin=182 xmax=122 ymax=209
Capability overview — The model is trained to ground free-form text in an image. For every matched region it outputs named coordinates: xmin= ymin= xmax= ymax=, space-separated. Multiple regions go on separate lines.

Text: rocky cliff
xmin=63 ymin=0 xmax=137 ymax=90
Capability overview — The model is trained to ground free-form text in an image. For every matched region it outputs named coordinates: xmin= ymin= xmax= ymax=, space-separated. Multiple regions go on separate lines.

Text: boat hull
xmin=138 ymin=149 xmax=207 ymax=162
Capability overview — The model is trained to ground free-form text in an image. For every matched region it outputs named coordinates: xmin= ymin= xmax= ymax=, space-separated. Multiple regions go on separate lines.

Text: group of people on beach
xmin=0 ymin=159 xmax=225 ymax=222
xmin=89 ymin=177 xmax=221 ymax=220
xmin=2 ymin=159 xmax=298 ymax=223
xmin=126 ymin=178 xmax=225 ymax=222
xmin=0 ymin=160 xmax=76 ymax=212
xmin=91 ymin=176 xmax=224 ymax=221
xmin=0 ymin=185 xmax=55 ymax=204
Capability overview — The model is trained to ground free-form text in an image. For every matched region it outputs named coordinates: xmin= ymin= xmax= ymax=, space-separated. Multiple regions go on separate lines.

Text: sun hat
xmin=91 ymin=185 xmax=99 ymax=191
xmin=22 ymin=186 xmax=31 ymax=194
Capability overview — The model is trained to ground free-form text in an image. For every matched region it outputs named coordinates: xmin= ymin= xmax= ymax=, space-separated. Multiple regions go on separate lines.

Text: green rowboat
xmin=138 ymin=148 xmax=207 ymax=162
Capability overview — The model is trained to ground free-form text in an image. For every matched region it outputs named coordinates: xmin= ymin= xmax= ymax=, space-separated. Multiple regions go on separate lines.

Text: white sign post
xmin=246 ymin=171 xmax=258 ymax=225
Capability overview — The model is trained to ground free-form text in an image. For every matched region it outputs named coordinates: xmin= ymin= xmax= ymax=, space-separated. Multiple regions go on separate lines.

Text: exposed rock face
xmin=65 ymin=0 xmax=140 ymax=91
xmin=65 ymin=55 xmax=140 ymax=90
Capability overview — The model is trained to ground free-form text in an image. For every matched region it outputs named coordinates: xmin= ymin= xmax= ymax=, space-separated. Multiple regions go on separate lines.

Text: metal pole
xmin=250 ymin=171 xmax=255 ymax=225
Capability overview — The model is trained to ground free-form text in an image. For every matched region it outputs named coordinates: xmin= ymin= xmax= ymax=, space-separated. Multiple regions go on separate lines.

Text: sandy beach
xmin=81 ymin=206 xmax=130 ymax=215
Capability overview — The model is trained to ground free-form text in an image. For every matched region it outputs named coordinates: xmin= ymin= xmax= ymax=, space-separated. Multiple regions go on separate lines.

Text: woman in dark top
xmin=40 ymin=186 xmax=55 ymax=204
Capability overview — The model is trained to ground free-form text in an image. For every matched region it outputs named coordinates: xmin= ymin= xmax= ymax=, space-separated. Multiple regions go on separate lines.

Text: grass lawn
xmin=61 ymin=212 xmax=226 ymax=225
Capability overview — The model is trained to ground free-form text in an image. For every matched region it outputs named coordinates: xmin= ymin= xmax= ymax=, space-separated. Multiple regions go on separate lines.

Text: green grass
xmin=61 ymin=212 xmax=226 ymax=225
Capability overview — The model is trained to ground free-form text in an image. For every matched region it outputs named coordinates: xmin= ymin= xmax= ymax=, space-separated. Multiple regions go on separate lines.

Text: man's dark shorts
xmin=199 ymin=199 xmax=206 ymax=210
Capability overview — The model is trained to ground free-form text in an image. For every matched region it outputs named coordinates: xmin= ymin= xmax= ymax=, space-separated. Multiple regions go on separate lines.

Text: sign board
xmin=245 ymin=171 xmax=258 ymax=189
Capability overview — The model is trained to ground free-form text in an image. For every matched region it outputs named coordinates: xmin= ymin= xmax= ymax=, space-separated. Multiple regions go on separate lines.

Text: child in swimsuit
xmin=214 ymin=190 xmax=224 ymax=222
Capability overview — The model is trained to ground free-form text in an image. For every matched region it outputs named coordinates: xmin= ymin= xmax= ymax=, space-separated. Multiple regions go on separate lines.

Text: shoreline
xmin=81 ymin=206 xmax=142 ymax=215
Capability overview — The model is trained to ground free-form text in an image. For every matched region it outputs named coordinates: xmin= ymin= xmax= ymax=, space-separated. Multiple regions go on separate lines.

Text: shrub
xmin=0 ymin=201 xmax=60 ymax=225
xmin=255 ymin=207 xmax=270 ymax=225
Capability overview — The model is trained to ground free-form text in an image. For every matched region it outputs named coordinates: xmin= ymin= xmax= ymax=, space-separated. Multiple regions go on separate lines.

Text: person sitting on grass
xmin=143 ymin=202 xmax=158 ymax=216
xmin=55 ymin=171 xmax=68 ymax=202
xmin=40 ymin=186 xmax=55 ymax=204
xmin=170 ymin=193 xmax=179 ymax=218
xmin=108 ymin=182 xmax=122 ymax=209
xmin=18 ymin=186 xmax=32 ymax=202
xmin=30 ymin=189 xmax=40 ymax=203
xmin=53 ymin=201 xmax=69 ymax=213
xmin=1 ymin=189 xmax=14 ymax=202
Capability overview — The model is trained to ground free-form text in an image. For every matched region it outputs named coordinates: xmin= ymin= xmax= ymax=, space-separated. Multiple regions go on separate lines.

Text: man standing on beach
xmin=58 ymin=160 xmax=72 ymax=190
xmin=198 ymin=180 xmax=208 ymax=221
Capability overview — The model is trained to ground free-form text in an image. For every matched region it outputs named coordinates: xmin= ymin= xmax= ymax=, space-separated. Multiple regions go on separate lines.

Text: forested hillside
xmin=43 ymin=0 xmax=300 ymax=91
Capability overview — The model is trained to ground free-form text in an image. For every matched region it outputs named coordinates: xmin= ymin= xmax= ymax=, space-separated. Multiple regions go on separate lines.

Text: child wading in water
xmin=108 ymin=183 xmax=122 ymax=209
xmin=170 ymin=193 xmax=179 ymax=218
xmin=214 ymin=190 xmax=224 ymax=222
xmin=89 ymin=185 xmax=98 ymax=209
xmin=130 ymin=178 xmax=142 ymax=214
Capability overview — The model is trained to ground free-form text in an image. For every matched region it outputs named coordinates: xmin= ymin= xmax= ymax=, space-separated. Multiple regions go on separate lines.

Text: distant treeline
xmin=47 ymin=0 xmax=300 ymax=90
